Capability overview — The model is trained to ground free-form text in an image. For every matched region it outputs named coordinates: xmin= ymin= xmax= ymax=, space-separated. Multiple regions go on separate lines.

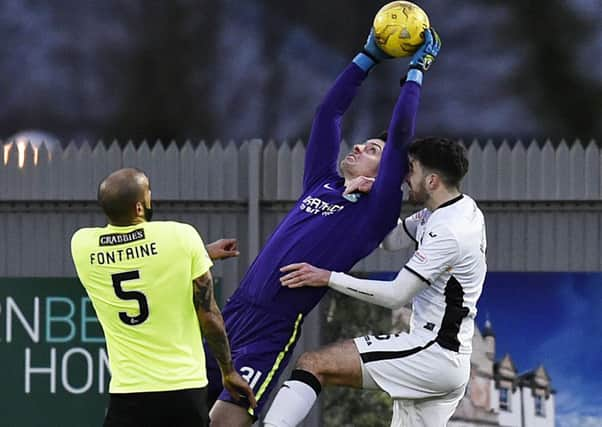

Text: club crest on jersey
xmin=300 ymin=195 xmax=345 ymax=216
xmin=342 ymin=192 xmax=361 ymax=203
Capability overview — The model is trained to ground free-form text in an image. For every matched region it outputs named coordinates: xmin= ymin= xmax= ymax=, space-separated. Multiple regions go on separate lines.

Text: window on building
xmin=535 ymin=395 xmax=546 ymax=417
xmin=499 ymin=387 xmax=511 ymax=411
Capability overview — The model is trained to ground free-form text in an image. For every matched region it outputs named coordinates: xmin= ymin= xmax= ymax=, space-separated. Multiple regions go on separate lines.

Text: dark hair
xmin=97 ymin=168 xmax=147 ymax=224
xmin=408 ymin=137 xmax=468 ymax=188
xmin=374 ymin=130 xmax=388 ymax=143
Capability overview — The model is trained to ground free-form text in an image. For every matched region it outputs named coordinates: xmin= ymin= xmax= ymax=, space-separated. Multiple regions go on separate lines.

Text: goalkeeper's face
xmin=340 ymin=138 xmax=384 ymax=179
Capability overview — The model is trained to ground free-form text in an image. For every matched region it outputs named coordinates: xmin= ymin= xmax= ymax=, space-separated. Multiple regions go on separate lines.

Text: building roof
xmin=482 ymin=318 xmax=495 ymax=337
xmin=518 ymin=364 xmax=556 ymax=395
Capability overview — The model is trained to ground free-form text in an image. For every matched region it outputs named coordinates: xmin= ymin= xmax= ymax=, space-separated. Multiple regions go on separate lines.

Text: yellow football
xmin=373 ymin=1 xmax=430 ymax=57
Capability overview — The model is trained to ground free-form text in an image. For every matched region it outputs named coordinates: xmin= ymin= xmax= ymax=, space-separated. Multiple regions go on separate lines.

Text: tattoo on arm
xmin=193 ymin=274 xmax=213 ymax=312
xmin=193 ymin=273 xmax=234 ymax=374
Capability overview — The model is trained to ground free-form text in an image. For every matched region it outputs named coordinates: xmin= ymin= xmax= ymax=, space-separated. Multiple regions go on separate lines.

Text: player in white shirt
xmin=264 ymin=137 xmax=487 ymax=427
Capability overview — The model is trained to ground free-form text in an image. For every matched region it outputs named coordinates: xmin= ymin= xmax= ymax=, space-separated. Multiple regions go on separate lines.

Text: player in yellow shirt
xmin=71 ymin=168 xmax=255 ymax=427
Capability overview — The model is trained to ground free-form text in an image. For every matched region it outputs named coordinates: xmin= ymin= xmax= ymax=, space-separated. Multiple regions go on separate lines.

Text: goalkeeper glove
xmin=409 ymin=27 xmax=441 ymax=72
xmin=405 ymin=28 xmax=442 ymax=85
xmin=353 ymin=29 xmax=392 ymax=72
xmin=363 ymin=29 xmax=392 ymax=62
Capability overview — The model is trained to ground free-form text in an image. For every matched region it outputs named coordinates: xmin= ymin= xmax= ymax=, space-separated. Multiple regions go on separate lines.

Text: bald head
xmin=98 ymin=168 xmax=151 ymax=225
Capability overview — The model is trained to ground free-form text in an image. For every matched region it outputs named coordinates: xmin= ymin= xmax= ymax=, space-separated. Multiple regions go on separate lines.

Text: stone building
xmin=449 ymin=320 xmax=556 ymax=427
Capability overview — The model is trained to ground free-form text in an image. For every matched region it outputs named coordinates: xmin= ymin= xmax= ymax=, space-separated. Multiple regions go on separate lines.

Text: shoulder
xmin=449 ymin=194 xmax=484 ymax=229
xmin=175 ymin=221 xmax=200 ymax=237
xmin=464 ymin=194 xmax=485 ymax=220
xmin=71 ymin=227 xmax=100 ymax=248
xmin=159 ymin=221 xmax=203 ymax=248
xmin=70 ymin=227 xmax=102 ymax=266
xmin=460 ymin=194 xmax=480 ymax=210
xmin=429 ymin=196 xmax=482 ymax=240
xmin=433 ymin=195 xmax=474 ymax=223
xmin=149 ymin=220 xmax=196 ymax=235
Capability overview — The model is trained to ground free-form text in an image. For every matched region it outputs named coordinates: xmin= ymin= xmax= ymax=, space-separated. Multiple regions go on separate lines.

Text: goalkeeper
xmin=207 ymin=27 xmax=442 ymax=427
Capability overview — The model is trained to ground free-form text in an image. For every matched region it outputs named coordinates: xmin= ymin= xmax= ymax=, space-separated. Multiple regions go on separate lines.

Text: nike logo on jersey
xmin=323 ymin=183 xmax=336 ymax=190
xmin=428 ymin=232 xmax=437 ymax=238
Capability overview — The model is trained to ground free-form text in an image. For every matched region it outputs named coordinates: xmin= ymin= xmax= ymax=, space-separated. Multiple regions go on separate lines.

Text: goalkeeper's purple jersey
xmin=230 ymin=63 xmax=421 ymax=319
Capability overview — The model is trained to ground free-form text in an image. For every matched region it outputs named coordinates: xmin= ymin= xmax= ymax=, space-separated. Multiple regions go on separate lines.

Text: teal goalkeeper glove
xmin=363 ymin=29 xmax=393 ymax=63
xmin=354 ymin=29 xmax=392 ymax=72
xmin=404 ymin=28 xmax=441 ymax=85
xmin=408 ymin=28 xmax=442 ymax=72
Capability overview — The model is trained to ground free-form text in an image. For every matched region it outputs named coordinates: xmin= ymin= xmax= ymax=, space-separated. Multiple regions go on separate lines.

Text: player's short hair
xmin=98 ymin=168 xmax=148 ymax=224
xmin=374 ymin=130 xmax=388 ymax=143
xmin=408 ymin=137 xmax=468 ymax=188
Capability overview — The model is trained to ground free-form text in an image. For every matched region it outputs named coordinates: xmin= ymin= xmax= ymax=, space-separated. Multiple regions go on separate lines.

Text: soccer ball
xmin=373 ymin=1 xmax=430 ymax=57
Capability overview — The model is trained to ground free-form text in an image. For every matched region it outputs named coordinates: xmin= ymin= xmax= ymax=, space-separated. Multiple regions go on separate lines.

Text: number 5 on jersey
xmin=112 ymin=271 xmax=149 ymax=325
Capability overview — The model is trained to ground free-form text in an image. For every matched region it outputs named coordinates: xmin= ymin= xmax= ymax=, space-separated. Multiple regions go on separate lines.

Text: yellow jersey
xmin=71 ymin=221 xmax=213 ymax=393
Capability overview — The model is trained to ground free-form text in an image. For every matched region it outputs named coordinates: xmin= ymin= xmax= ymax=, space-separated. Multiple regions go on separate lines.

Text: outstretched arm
xmin=279 ymin=263 xmax=426 ymax=310
xmin=370 ymin=29 xmax=442 ymax=205
xmin=368 ymin=79 xmax=420 ymax=199
xmin=327 ymin=269 xmax=427 ymax=309
xmin=194 ymin=272 xmax=257 ymax=408
xmin=303 ymin=64 xmax=369 ymax=189
xmin=206 ymin=238 xmax=240 ymax=260
xmin=303 ymin=31 xmax=391 ymax=190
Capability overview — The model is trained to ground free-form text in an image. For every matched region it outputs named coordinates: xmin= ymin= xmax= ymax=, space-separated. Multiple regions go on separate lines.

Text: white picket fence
xmin=1 ymin=139 xmax=600 ymax=201
xmin=1 ymin=138 xmax=599 ymax=427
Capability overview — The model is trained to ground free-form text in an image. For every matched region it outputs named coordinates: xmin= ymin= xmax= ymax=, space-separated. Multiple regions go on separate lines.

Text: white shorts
xmin=354 ymin=332 xmax=470 ymax=427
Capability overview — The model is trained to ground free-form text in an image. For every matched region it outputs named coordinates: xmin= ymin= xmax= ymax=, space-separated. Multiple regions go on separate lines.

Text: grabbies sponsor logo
xmin=99 ymin=229 xmax=145 ymax=246
xmin=414 ymin=250 xmax=427 ymax=264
